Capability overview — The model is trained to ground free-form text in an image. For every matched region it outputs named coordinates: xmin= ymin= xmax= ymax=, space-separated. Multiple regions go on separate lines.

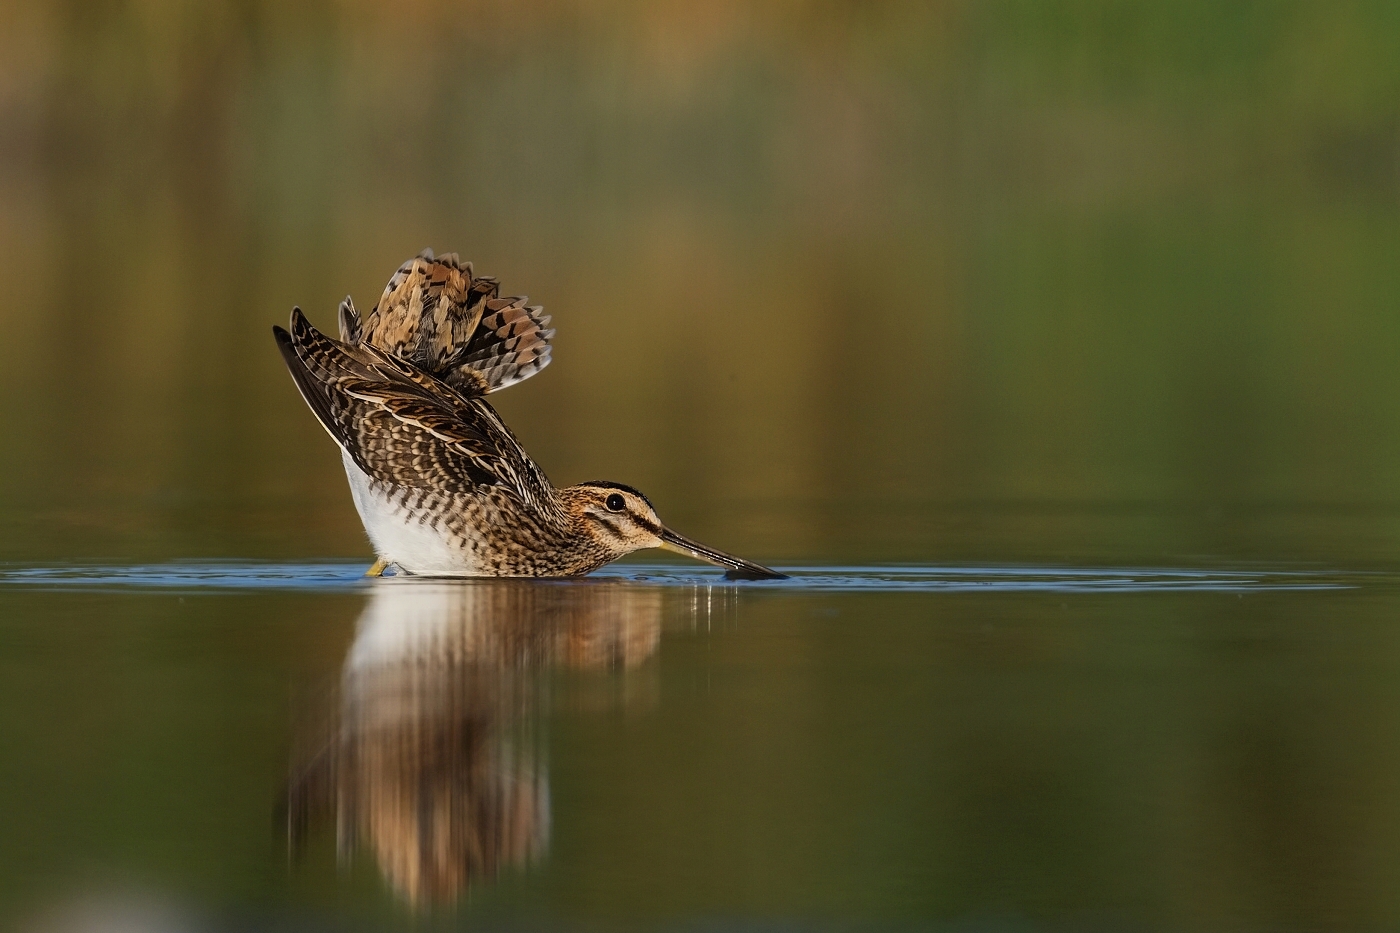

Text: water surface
xmin=4 ymin=3 xmax=1400 ymax=930
xmin=5 ymin=560 xmax=1400 ymax=930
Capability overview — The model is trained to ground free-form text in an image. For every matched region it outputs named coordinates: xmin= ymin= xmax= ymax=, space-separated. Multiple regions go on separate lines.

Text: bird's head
xmin=563 ymin=481 xmax=785 ymax=579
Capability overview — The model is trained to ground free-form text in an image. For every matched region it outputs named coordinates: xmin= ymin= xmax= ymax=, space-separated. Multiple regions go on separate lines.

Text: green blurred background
xmin=3 ymin=0 xmax=1400 ymax=566
xmin=6 ymin=4 xmax=1400 ymax=930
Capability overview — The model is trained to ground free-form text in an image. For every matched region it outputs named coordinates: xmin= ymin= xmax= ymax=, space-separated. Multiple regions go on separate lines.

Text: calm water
xmin=5 ymin=559 xmax=1400 ymax=930
xmin=5 ymin=2 xmax=1400 ymax=930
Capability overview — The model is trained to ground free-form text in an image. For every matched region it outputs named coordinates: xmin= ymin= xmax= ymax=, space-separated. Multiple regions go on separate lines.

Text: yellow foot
xmin=364 ymin=558 xmax=390 ymax=577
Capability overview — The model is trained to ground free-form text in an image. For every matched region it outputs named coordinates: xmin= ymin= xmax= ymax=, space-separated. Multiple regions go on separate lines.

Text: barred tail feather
xmin=457 ymin=299 xmax=555 ymax=392
xmin=350 ymin=249 xmax=554 ymax=396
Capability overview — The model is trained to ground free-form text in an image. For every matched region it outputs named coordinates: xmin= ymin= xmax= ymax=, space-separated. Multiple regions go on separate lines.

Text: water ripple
xmin=0 ymin=560 xmax=1383 ymax=594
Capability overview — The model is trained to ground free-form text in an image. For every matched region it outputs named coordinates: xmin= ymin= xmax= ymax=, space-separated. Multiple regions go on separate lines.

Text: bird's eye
xmin=605 ymin=493 xmax=626 ymax=512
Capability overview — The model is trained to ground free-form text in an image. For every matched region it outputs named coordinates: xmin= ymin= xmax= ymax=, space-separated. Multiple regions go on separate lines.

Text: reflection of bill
xmin=285 ymin=579 xmax=661 ymax=906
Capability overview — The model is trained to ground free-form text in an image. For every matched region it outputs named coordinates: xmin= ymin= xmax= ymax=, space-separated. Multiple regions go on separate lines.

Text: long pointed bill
xmin=659 ymin=528 xmax=787 ymax=580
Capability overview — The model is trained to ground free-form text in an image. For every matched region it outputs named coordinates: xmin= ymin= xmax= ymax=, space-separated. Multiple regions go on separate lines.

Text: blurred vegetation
xmin=1 ymin=1 xmax=1399 ymax=564
xmin=5 ymin=5 xmax=1400 ymax=927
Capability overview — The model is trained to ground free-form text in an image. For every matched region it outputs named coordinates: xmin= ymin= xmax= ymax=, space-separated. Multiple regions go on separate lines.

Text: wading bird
xmin=273 ymin=250 xmax=783 ymax=579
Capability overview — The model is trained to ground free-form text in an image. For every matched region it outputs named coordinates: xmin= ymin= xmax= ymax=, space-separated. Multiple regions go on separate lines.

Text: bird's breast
xmin=341 ymin=452 xmax=582 ymax=576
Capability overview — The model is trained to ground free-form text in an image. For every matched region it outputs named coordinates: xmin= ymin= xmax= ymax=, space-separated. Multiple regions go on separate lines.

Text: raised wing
xmin=274 ymin=307 xmax=553 ymax=506
xmin=340 ymin=249 xmax=554 ymax=396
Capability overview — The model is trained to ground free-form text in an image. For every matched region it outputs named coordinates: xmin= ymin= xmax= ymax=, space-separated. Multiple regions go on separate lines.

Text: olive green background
xmin=3 ymin=2 xmax=1400 ymax=929
xmin=3 ymin=1 xmax=1400 ymax=566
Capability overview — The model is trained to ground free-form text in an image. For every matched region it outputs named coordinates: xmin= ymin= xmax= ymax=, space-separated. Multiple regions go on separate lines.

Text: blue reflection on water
xmin=0 ymin=561 xmax=1378 ymax=593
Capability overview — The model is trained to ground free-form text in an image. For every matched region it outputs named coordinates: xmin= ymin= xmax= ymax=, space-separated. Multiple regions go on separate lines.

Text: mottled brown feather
xmin=340 ymin=249 xmax=553 ymax=395
xmin=276 ymin=308 xmax=555 ymax=508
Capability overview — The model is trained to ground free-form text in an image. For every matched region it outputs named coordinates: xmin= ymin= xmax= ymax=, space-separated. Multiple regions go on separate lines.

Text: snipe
xmin=273 ymin=249 xmax=783 ymax=579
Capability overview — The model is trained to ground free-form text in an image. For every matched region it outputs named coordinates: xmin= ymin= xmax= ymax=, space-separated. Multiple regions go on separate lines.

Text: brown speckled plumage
xmin=339 ymin=249 xmax=553 ymax=395
xmin=273 ymin=250 xmax=784 ymax=579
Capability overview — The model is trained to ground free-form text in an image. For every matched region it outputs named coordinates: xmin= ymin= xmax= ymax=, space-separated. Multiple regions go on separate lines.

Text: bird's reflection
xmin=284 ymin=579 xmax=662 ymax=906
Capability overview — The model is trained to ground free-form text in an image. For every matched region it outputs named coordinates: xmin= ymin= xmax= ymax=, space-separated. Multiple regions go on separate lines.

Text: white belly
xmin=342 ymin=452 xmax=487 ymax=575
